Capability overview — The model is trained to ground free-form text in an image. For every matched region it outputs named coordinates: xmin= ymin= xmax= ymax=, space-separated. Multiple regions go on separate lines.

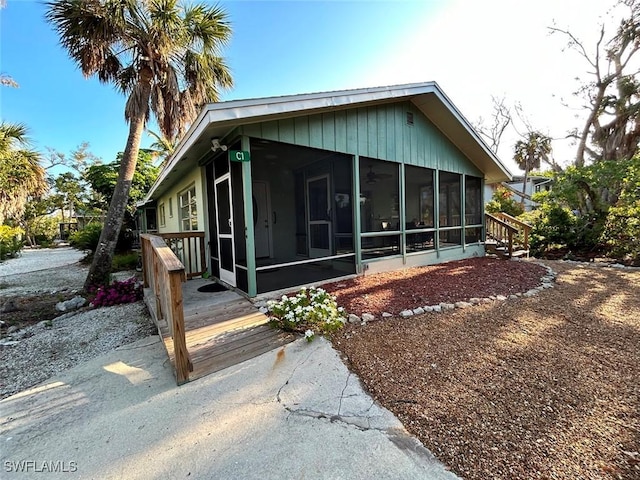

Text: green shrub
xmin=267 ymin=287 xmax=347 ymax=342
xmin=27 ymin=215 xmax=60 ymax=247
xmin=601 ymin=200 xmax=640 ymax=263
xmin=0 ymin=225 xmax=24 ymax=261
xmin=69 ymin=223 xmax=102 ymax=251
xmin=112 ymin=252 xmax=140 ymax=271
xmin=485 ymin=187 xmax=524 ymax=217
xmin=520 ymin=203 xmax=577 ymax=255
xmin=69 ymin=223 xmax=135 ymax=253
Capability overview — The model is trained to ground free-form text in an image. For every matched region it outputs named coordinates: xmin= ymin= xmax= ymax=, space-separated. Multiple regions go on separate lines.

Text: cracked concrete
xmin=1 ymin=336 xmax=458 ymax=479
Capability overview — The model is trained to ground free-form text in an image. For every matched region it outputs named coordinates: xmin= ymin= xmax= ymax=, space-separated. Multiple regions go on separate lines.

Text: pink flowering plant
xmin=267 ymin=286 xmax=346 ymax=342
xmin=90 ymin=277 xmax=143 ymax=307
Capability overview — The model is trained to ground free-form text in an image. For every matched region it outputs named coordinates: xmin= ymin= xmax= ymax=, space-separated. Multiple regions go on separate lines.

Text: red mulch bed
xmin=324 ymin=257 xmax=547 ymax=316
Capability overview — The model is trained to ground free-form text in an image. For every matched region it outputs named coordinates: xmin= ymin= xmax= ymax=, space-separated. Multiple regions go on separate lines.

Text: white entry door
xmin=215 ymin=172 xmax=235 ymax=286
xmin=306 ymin=175 xmax=332 ymax=258
xmin=252 ymin=181 xmax=273 ymax=259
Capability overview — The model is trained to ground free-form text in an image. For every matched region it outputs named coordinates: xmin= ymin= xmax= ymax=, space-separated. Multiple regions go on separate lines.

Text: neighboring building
xmin=141 ymin=82 xmax=512 ymax=297
xmin=485 ymin=175 xmax=553 ymax=211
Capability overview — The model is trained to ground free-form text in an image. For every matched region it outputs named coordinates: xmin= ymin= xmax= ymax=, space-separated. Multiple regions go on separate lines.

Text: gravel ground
xmin=0 ymin=246 xmax=86 ymax=277
xmin=0 ymin=247 xmax=88 ymax=296
xmin=331 ymin=260 xmax=640 ymax=479
xmin=0 ymin=302 xmax=157 ymax=399
xmin=0 ymin=248 xmax=157 ymax=399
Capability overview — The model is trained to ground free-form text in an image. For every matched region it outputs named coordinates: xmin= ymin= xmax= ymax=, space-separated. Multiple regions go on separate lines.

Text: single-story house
xmin=141 ymin=82 xmax=512 ymax=297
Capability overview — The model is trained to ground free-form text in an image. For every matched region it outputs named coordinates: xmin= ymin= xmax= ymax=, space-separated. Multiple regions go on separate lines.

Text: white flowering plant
xmin=267 ymin=287 xmax=346 ymax=342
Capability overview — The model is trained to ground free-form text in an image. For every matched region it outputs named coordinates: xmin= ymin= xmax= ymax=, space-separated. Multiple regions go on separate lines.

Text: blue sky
xmin=0 ymin=0 xmax=625 ymax=173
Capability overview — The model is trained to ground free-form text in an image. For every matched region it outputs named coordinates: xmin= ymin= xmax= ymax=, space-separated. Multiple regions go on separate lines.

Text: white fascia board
xmin=206 ymin=82 xmax=438 ymax=116
xmin=144 ymin=108 xmax=212 ymax=202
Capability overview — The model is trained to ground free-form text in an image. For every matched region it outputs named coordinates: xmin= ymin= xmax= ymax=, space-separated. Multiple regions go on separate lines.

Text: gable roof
xmin=145 ymin=81 xmax=512 ymax=201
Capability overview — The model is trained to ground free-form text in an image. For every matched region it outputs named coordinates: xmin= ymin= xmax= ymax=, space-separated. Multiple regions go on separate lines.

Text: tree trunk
xmin=519 ymin=168 xmax=529 ymax=207
xmin=576 ymin=83 xmax=606 ymax=167
xmin=84 ymin=90 xmax=150 ymax=290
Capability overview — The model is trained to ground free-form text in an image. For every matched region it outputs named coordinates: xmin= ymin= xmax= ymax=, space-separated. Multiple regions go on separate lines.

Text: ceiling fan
xmin=365 ymin=165 xmax=392 ymax=184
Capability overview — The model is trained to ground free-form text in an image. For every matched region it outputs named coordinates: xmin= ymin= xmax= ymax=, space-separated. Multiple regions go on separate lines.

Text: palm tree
xmin=513 ymin=132 xmax=552 ymax=206
xmin=0 ymin=122 xmax=48 ymax=224
xmin=46 ymin=0 xmax=233 ymax=289
xmin=147 ymin=129 xmax=176 ymax=168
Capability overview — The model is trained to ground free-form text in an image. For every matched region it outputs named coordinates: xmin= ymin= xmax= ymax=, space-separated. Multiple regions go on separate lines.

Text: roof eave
xmin=145 ymin=81 xmax=512 ymax=200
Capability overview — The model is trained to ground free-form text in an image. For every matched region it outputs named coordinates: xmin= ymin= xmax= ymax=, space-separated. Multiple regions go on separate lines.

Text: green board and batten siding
xmin=237 ymin=101 xmax=483 ymax=176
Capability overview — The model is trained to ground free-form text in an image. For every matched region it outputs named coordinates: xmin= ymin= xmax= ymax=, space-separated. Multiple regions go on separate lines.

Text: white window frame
xmin=179 ymin=185 xmax=198 ymax=231
xmin=159 ymin=203 xmax=166 ymax=227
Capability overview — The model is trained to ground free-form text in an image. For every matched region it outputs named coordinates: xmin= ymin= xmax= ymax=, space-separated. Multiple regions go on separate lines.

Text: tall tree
xmin=85 ymin=149 xmax=159 ymax=215
xmin=513 ymin=132 xmax=552 ymax=206
xmin=147 ymin=129 xmax=176 ymax=168
xmin=550 ymin=0 xmax=640 ymax=166
xmin=49 ymin=172 xmax=85 ymax=223
xmin=0 ymin=122 xmax=48 ymax=224
xmin=474 ymin=96 xmax=512 ymax=154
xmin=46 ymin=0 xmax=233 ymax=289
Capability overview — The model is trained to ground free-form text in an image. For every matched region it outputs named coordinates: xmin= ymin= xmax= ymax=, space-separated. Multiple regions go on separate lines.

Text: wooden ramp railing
xmin=140 ymin=234 xmax=192 ymax=384
xmin=141 ymin=234 xmax=294 ymax=385
xmin=157 ymin=232 xmax=206 ymax=279
xmin=485 ymin=212 xmax=532 ymax=258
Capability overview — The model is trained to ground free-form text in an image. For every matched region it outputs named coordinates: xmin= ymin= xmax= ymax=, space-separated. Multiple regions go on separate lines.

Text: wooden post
xmin=141 ymin=236 xmax=149 ymax=288
xmin=199 ymin=234 xmax=206 ymax=276
xmin=169 ymin=270 xmax=192 ymax=384
xmin=153 ymin=258 xmax=163 ymax=325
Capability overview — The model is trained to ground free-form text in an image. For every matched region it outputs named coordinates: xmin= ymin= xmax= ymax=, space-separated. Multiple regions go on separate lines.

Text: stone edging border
xmin=346 ymin=259 xmax=557 ymax=325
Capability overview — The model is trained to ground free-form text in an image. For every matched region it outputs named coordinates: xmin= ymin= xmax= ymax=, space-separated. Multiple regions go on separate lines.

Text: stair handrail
xmin=485 ymin=213 xmax=517 ymax=257
xmin=492 ymin=212 xmax=532 ymax=252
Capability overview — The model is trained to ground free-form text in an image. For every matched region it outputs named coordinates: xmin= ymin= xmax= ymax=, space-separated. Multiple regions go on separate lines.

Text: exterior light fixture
xmin=211 ymin=138 xmax=228 ymax=152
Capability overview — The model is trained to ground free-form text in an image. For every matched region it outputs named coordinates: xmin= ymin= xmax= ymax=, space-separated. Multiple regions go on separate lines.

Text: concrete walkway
xmin=1 ymin=336 xmax=458 ymax=479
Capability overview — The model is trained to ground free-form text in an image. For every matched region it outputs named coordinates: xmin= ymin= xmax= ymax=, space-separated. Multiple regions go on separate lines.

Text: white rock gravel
xmin=0 ymin=248 xmax=156 ymax=399
xmin=0 ymin=247 xmax=88 ymax=296
xmin=0 ymin=246 xmax=86 ymax=276
xmin=0 ymin=302 xmax=156 ymax=399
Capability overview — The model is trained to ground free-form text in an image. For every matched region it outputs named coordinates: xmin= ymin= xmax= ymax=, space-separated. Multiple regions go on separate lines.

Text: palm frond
xmin=125 ymin=81 xmax=151 ymax=124
xmin=47 ymin=0 xmax=233 ymax=149
xmin=0 ymin=122 xmax=29 ymax=150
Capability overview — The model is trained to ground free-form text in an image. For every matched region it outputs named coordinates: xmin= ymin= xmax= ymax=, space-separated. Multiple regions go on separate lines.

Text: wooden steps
xmin=485 ymin=212 xmax=532 ymax=259
xmin=485 ymin=239 xmax=529 ymax=259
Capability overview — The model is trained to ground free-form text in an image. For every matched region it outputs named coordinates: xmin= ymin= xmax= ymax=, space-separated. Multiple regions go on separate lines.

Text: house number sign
xmin=229 ymin=150 xmax=251 ymax=162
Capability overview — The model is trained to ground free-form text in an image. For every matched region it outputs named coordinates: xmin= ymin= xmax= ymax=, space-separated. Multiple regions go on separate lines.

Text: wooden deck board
xmin=189 ymin=325 xmax=279 ymax=360
xmin=146 ymin=283 xmax=294 ymax=384
xmin=190 ymin=329 xmax=295 ymax=380
xmin=184 ymin=297 xmax=258 ymax=324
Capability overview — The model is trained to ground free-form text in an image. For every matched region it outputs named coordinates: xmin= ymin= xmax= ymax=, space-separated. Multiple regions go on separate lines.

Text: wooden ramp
xmin=144 ymin=279 xmax=295 ymax=382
